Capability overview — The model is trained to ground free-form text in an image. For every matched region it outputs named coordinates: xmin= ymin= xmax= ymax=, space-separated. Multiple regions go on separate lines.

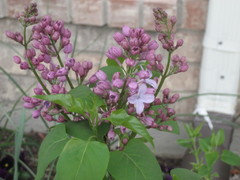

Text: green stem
xmin=23 ymin=26 xmax=70 ymax=121
xmin=23 ymin=26 xmax=50 ymax=95
xmin=192 ymin=138 xmax=200 ymax=166
xmin=117 ymin=67 xmax=131 ymax=108
xmin=50 ymin=38 xmax=74 ymax=89
xmin=155 ymin=51 xmax=172 ymax=96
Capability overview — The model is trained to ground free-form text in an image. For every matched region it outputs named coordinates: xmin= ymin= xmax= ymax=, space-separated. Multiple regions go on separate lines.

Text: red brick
xmin=0 ymin=0 xmax=6 ymax=18
xmin=162 ymin=64 xmax=200 ymax=92
xmin=108 ymin=0 xmax=139 ymax=28
xmin=175 ymin=31 xmax=204 ymax=63
xmin=71 ymin=0 xmax=106 ymax=26
xmin=6 ymin=0 xmax=31 ymax=18
xmin=181 ymin=0 xmax=208 ymax=30
xmin=38 ymin=0 xmax=70 ymax=22
xmin=0 ymin=43 xmax=27 ymax=75
xmin=143 ymin=0 xmax=177 ymax=31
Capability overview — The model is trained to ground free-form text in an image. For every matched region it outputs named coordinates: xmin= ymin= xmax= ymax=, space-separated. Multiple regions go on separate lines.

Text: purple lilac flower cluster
xmin=6 ymin=4 xmax=188 ymax=148
xmin=6 ymin=3 xmax=92 ymax=122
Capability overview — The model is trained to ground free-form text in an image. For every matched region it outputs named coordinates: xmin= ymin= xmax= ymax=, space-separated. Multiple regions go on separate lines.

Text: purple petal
xmin=141 ymin=94 xmax=154 ymax=103
xmin=135 ymin=100 xmax=144 ymax=114
xmin=145 ymin=79 xmax=157 ymax=89
xmin=128 ymin=94 xmax=138 ymax=104
xmin=138 ymin=83 xmax=147 ymax=95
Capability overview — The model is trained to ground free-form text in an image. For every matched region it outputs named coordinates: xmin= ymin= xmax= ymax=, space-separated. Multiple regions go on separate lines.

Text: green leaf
xmin=150 ymin=105 xmax=167 ymax=112
xmin=159 ymin=121 xmax=179 ymax=134
xmin=97 ymin=122 xmax=110 ymax=142
xmin=184 ymin=124 xmax=194 ymax=138
xmin=170 ymin=168 xmax=201 ymax=180
xmin=65 ymin=121 xmax=94 ymax=140
xmin=193 ymin=124 xmax=203 ymax=137
xmin=152 ymin=70 xmax=161 ymax=78
xmin=106 ymin=57 xmax=125 ymax=66
xmin=35 ymin=85 xmax=105 ymax=120
xmin=198 ymin=165 xmax=208 ymax=177
xmin=55 ymin=138 xmax=109 ymax=180
xmin=212 ymin=129 xmax=225 ymax=147
xmin=177 ymin=139 xmax=192 ymax=148
xmin=221 ymin=150 xmax=240 ymax=166
xmin=108 ymin=139 xmax=163 ymax=180
xmin=199 ymin=138 xmax=211 ymax=152
xmin=14 ymin=109 xmax=27 ymax=180
xmin=106 ymin=109 xmax=153 ymax=145
xmin=100 ymin=66 xmax=123 ymax=81
xmin=205 ymin=151 xmax=219 ymax=168
xmin=36 ymin=124 xmax=69 ymax=180
xmin=69 ymin=85 xmax=104 ymax=107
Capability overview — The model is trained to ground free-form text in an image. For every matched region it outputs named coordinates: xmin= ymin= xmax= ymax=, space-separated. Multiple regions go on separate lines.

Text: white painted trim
xmin=197 ymin=0 xmax=240 ymax=115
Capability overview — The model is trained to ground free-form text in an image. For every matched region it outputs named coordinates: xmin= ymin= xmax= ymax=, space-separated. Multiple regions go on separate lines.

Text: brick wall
xmin=0 ymin=0 xmax=209 ymax=132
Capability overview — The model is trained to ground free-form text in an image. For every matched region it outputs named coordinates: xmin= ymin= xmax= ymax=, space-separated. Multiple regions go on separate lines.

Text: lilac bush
xmin=5 ymin=3 xmax=194 ymax=180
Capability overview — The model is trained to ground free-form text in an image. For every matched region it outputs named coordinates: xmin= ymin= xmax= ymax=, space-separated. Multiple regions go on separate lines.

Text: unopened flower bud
xmin=176 ymin=39 xmax=184 ymax=47
xmin=113 ymin=32 xmax=125 ymax=42
xmin=51 ymin=84 xmax=61 ymax=93
xmin=63 ymin=43 xmax=73 ymax=54
xmin=47 ymin=71 xmax=55 ymax=80
xmin=109 ymin=91 xmax=119 ymax=103
xmin=122 ymin=138 xmax=128 ymax=145
xmin=89 ymin=75 xmax=98 ymax=84
xmin=170 ymin=93 xmax=180 ymax=103
xmin=170 ymin=16 xmax=177 ymax=25
xmin=122 ymin=25 xmax=131 ymax=37
xmin=5 ymin=31 xmax=16 ymax=39
xmin=112 ymin=79 xmax=124 ymax=88
xmin=137 ymin=70 xmax=150 ymax=79
xmin=13 ymin=56 xmax=21 ymax=64
xmin=107 ymin=129 xmax=115 ymax=140
xmin=23 ymin=102 xmax=35 ymax=109
xmin=95 ymin=70 xmax=107 ymax=81
xmin=106 ymin=46 xmax=123 ymax=59
xmin=20 ymin=62 xmax=29 ymax=70
xmin=125 ymin=58 xmax=136 ymax=67
xmin=52 ymin=31 xmax=60 ymax=41
xmin=44 ymin=25 xmax=54 ymax=35
xmin=65 ymin=58 xmax=75 ymax=67
xmin=32 ymin=110 xmax=41 ymax=119
xmin=148 ymin=40 xmax=159 ymax=50
xmin=141 ymin=33 xmax=151 ymax=44
xmin=56 ymin=67 xmax=68 ymax=76
xmin=93 ymin=86 xmax=105 ymax=95
xmin=163 ymin=88 xmax=170 ymax=96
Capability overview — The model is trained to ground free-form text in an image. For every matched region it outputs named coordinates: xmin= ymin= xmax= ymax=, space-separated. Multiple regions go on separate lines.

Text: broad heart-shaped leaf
xmin=100 ymin=65 xmax=123 ymax=81
xmin=170 ymin=168 xmax=201 ymax=180
xmin=221 ymin=150 xmax=240 ymax=166
xmin=55 ymin=138 xmax=109 ymax=180
xmin=108 ymin=139 xmax=163 ymax=180
xmin=65 ymin=121 xmax=94 ymax=140
xmin=97 ymin=122 xmax=110 ymax=142
xmin=159 ymin=120 xmax=179 ymax=134
xmin=69 ymin=85 xmax=105 ymax=119
xmin=35 ymin=85 xmax=104 ymax=120
xmin=36 ymin=124 xmax=69 ymax=180
xmin=69 ymin=85 xmax=104 ymax=107
xmin=106 ymin=109 xmax=153 ymax=145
